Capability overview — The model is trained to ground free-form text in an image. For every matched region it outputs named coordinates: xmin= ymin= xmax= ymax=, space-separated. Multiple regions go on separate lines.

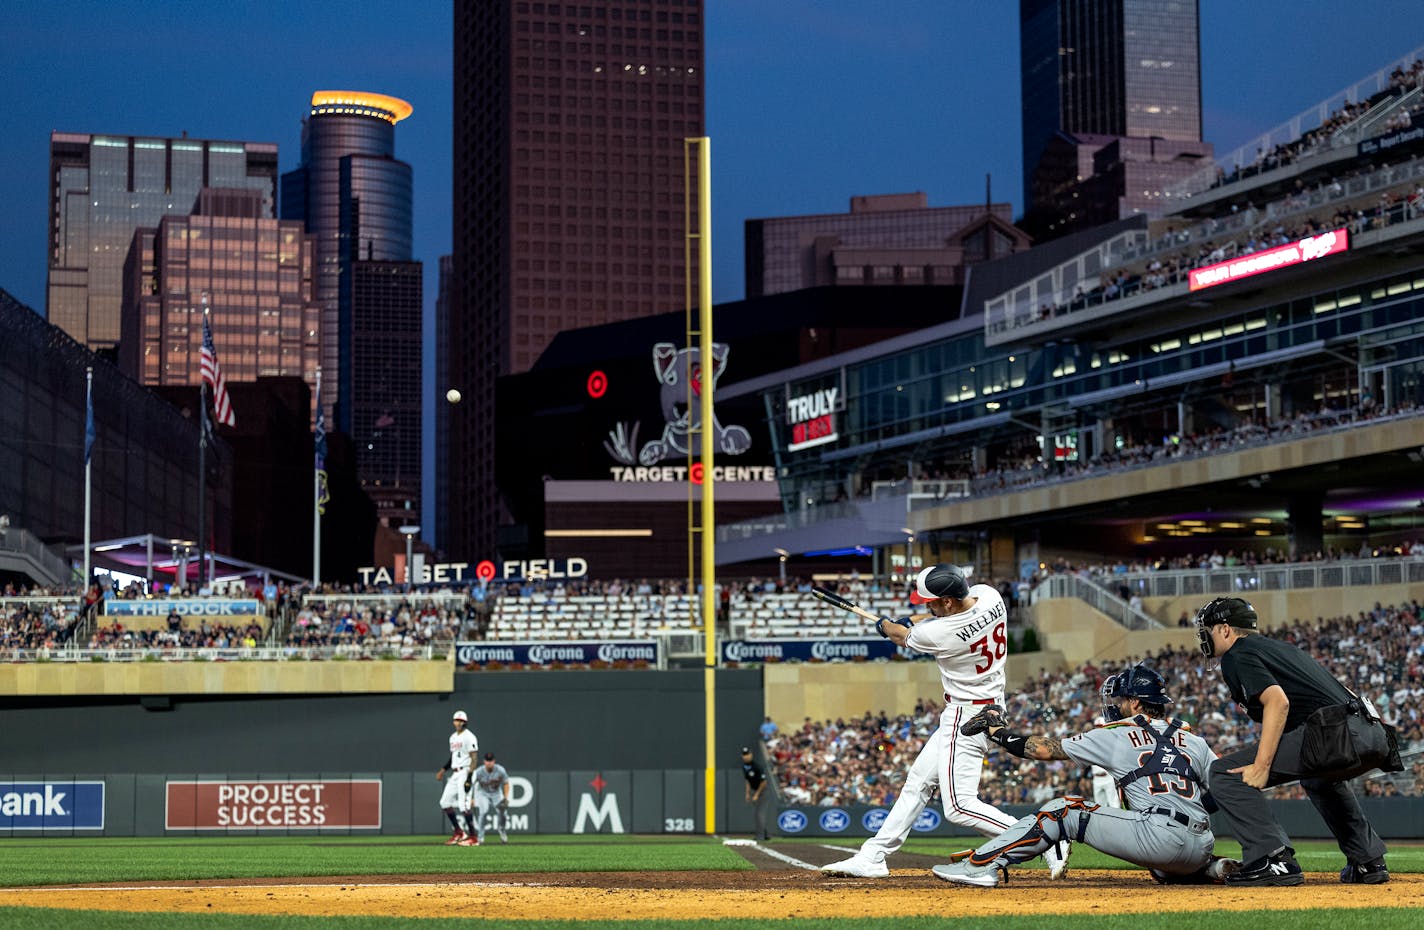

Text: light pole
xmin=774 ymin=547 xmax=789 ymax=585
xmin=901 ymin=527 xmax=916 ymax=578
xmin=399 ymin=523 xmax=421 ymax=587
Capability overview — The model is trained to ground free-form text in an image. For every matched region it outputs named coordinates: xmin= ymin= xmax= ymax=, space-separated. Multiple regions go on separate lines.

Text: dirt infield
xmin=4 ymin=867 xmax=1422 ymax=920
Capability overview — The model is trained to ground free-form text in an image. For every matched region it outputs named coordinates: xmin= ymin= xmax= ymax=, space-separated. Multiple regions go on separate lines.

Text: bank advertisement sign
xmin=721 ymin=638 xmax=924 ymax=663
xmin=165 ymin=780 xmax=382 ymax=830
xmin=455 ymin=640 xmax=659 ymax=667
xmin=0 ymin=781 xmax=105 ymax=830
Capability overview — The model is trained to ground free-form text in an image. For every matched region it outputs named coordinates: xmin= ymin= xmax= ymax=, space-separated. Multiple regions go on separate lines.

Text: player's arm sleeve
xmin=904 ymin=621 xmax=955 ymax=658
xmin=1060 ymin=731 xmax=1111 ymax=769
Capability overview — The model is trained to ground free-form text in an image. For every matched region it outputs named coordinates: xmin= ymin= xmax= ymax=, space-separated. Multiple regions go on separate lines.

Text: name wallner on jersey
xmin=954 ymin=600 xmax=1006 ymax=642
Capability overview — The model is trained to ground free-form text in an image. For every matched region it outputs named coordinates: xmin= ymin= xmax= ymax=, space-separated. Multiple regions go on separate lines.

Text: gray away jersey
xmin=472 ymin=764 xmax=509 ymax=794
xmin=1061 ymin=718 xmax=1217 ymax=820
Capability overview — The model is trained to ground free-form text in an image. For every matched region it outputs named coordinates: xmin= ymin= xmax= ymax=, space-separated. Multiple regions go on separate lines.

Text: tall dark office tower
xmin=1019 ymin=0 xmax=1210 ymax=236
xmin=433 ymin=254 xmax=452 ymax=555
xmin=282 ymin=91 xmax=423 ymax=523
xmin=451 ymin=0 xmax=706 ymax=558
xmin=47 ymin=133 xmax=277 ymax=352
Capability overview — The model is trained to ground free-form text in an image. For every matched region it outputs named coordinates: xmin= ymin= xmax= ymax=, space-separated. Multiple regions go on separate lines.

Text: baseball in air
xmin=446 ymin=388 xmax=462 ymax=404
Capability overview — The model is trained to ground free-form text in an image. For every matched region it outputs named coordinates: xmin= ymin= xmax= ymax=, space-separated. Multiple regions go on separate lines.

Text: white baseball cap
xmin=452 ymin=710 xmax=468 ymax=722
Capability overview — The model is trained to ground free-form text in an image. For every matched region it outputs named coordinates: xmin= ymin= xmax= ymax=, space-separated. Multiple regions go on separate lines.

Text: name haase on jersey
xmin=0 ymin=782 xmax=105 ymax=830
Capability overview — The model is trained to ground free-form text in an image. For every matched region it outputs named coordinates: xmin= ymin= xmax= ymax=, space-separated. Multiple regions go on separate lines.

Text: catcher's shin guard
xmin=968 ymin=796 xmax=1097 ymax=868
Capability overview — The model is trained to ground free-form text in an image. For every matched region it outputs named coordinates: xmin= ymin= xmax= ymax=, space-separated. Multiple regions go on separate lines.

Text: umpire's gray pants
xmin=969 ymin=797 xmax=1214 ymax=876
xmin=1209 ymin=718 xmax=1386 ymax=865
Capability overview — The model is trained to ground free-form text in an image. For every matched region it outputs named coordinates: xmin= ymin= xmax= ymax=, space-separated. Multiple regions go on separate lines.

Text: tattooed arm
xmin=985 ymin=724 xmax=1069 ymax=761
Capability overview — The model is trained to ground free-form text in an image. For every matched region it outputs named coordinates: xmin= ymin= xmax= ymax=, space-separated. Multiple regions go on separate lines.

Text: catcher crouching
xmin=933 ymin=665 xmax=1239 ymax=887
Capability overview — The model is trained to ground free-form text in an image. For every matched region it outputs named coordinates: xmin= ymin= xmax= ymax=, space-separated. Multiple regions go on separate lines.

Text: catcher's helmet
xmin=1101 ymin=664 xmax=1171 ymax=720
xmin=1194 ymin=596 xmax=1258 ymax=656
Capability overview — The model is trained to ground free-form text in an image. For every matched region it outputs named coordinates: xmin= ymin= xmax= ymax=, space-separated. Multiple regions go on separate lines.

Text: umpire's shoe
xmin=1226 ymin=850 xmax=1303 ymax=887
xmin=1339 ymin=857 xmax=1389 ymax=884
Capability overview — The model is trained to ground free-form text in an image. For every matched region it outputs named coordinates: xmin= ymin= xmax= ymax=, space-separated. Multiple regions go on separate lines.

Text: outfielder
xmin=436 ymin=710 xmax=479 ymax=845
xmin=823 ymin=564 xmax=1065 ymax=879
xmin=467 ymin=751 xmax=512 ymax=844
xmin=933 ymin=665 xmax=1238 ymax=887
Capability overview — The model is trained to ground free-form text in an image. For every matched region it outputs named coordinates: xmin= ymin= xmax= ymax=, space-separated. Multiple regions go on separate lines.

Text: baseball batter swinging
xmin=823 ymin=564 xmax=1065 ymax=879
xmin=933 ymin=665 xmax=1239 ymax=887
xmin=436 ymin=710 xmax=479 ymax=845
xmin=467 ymin=751 xmax=512 ymax=844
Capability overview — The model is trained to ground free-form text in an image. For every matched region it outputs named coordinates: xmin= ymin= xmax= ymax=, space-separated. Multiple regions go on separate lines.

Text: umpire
xmin=1196 ymin=596 xmax=1400 ymax=886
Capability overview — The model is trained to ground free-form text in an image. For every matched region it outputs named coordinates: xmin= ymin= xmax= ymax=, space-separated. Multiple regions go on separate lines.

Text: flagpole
xmin=196 ymin=298 xmax=208 ymax=594
xmin=313 ymin=367 xmax=322 ymax=588
xmin=82 ymin=366 xmax=93 ymax=588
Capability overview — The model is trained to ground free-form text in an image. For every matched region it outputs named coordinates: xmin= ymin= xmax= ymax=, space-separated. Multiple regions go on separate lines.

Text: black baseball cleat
xmin=1339 ymin=857 xmax=1389 ymax=884
xmin=1225 ymin=853 xmax=1303 ymax=887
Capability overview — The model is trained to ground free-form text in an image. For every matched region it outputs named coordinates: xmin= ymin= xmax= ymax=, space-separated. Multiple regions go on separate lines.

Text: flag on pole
xmin=84 ymin=378 xmax=96 ymax=464
xmin=315 ymin=380 xmax=331 ymax=515
xmin=200 ymin=311 xmax=235 ymax=427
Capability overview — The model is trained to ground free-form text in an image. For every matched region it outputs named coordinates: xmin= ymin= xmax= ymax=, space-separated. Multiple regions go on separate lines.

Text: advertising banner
xmin=721 ymin=638 xmax=925 ymax=663
xmin=455 ymin=641 xmax=659 ymax=667
xmin=164 ymin=779 xmax=381 ymax=830
xmin=104 ymin=599 xmax=261 ymax=619
xmin=0 ymin=781 xmax=105 ymax=830
xmin=1359 ymin=125 xmax=1424 ymax=156
xmin=1188 ymin=228 xmax=1348 ymax=292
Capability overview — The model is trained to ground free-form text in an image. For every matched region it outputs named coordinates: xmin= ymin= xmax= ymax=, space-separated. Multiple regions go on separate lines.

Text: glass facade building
xmin=1019 ymin=0 xmax=1209 ymax=233
xmin=118 ymin=188 xmax=321 ymax=421
xmin=281 ymin=91 xmax=422 ymax=521
xmin=451 ymin=0 xmax=706 ymax=558
xmin=47 ymin=133 xmax=277 ymax=352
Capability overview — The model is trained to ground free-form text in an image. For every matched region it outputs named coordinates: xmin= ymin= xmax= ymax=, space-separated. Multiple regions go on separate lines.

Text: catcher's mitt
xmin=959 ymin=703 xmax=1007 ymax=736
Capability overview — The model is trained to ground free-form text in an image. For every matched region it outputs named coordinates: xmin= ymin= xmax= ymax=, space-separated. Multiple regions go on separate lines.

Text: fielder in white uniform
xmin=823 ymin=564 xmax=1066 ymax=879
xmin=436 ymin=710 xmax=479 ymax=845
xmin=1088 ymin=716 xmax=1123 ymax=809
xmin=933 ymin=664 xmax=1239 ymax=886
xmin=469 ymin=751 xmax=512 ymax=844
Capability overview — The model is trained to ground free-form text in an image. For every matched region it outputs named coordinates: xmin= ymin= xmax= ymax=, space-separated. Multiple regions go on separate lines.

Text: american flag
xmin=201 ymin=312 xmax=235 ymax=427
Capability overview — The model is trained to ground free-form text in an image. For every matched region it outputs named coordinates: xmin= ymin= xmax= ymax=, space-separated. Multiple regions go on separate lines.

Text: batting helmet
xmin=1194 ymin=596 xmax=1258 ymax=656
xmin=1101 ymin=664 xmax=1171 ymax=720
xmin=909 ymin=564 xmax=970 ymax=604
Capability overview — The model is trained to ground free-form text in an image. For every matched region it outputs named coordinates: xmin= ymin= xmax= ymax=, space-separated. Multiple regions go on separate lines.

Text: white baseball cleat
xmin=1044 ymin=840 xmax=1071 ymax=880
xmin=821 ymin=855 xmax=889 ymax=878
xmin=499 ymin=830 xmax=508 ymax=844
xmin=932 ymin=859 xmax=1003 ymax=888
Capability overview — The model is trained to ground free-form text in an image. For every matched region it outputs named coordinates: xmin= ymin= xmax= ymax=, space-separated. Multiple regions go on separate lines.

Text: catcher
xmin=933 ymin=664 xmax=1240 ymax=887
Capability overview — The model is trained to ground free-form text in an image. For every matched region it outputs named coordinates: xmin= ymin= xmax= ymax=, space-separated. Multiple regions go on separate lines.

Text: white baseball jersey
xmin=472 ymin=763 xmax=509 ymax=796
xmin=904 ymin=584 xmax=1008 ymax=702
xmin=1062 ymin=718 xmax=1216 ymax=822
xmin=448 ymin=729 xmax=478 ymax=770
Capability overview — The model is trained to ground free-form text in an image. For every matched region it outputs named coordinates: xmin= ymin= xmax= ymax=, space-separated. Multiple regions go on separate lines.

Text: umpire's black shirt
xmin=742 ymin=758 xmax=766 ymax=790
xmin=1221 ymin=634 xmax=1353 ymax=731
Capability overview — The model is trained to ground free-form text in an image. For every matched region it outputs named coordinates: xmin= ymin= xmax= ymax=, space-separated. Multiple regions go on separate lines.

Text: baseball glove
xmin=959 ymin=703 xmax=1007 ymax=736
xmin=497 ymin=799 xmax=509 ymax=812
xmin=463 ymin=772 xmax=474 ymax=792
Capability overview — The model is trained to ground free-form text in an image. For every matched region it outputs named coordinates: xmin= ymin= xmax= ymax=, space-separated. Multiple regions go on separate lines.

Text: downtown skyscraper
xmin=47 ymin=132 xmax=277 ymax=352
xmin=450 ymin=0 xmax=705 ymax=558
xmin=282 ymin=91 xmax=423 ymax=525
xmin=1018 ymin=0 xmax=1211 ymax=237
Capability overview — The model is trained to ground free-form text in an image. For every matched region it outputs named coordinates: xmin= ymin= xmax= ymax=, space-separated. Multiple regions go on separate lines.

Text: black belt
xmin=1148 ymin=807 xmax=1192 ymax=827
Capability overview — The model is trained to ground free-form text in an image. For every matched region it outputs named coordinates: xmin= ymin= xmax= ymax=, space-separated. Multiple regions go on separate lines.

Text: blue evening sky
xmin=1 ymin=1 xmax=1418 ymax=537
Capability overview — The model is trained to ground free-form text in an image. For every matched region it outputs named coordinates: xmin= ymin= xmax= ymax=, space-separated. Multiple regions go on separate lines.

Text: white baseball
xmin=446 ymin=388 xmax=462 ymax=404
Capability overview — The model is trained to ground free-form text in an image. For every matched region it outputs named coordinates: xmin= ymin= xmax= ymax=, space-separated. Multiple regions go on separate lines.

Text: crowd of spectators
xmin=87 ymin=620 xmax=264 ymax=652
xmin=285 ymin=597 xmax=465 ymax=656
xmin=762 ymin=602 xmax=1424 ymax=807
xmin=0 ymin=601 xmax=80 ymax=654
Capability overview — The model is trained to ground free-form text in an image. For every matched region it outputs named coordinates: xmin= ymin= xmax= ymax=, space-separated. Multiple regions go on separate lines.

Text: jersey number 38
xmin=969 ymin=623 xmax=1008 ymax=674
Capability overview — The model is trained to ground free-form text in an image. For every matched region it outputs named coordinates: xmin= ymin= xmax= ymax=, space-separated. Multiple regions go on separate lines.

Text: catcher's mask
xmin=1193 ymin=596 xmax=1258 ymax=657
xmin=1102 ymin=664 xmax=1171 ymax=719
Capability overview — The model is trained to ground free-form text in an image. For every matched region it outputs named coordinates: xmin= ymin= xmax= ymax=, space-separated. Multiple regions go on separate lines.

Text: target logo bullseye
xmin=474 ymin=560 xmax=497 ymax=582
xmin=586 ymin=370 xmax=608 ymax=399
xmin=689 ymin=463 xmax=704 ymax=484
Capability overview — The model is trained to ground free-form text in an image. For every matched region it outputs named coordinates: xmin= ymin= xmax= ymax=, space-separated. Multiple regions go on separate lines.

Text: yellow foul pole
xmin=691 ymin=136 xmax=717 ymax=835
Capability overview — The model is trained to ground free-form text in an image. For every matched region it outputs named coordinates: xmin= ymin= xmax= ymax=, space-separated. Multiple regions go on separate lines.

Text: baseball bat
xmin=810 ymin=586 xmax=884 ymax=624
